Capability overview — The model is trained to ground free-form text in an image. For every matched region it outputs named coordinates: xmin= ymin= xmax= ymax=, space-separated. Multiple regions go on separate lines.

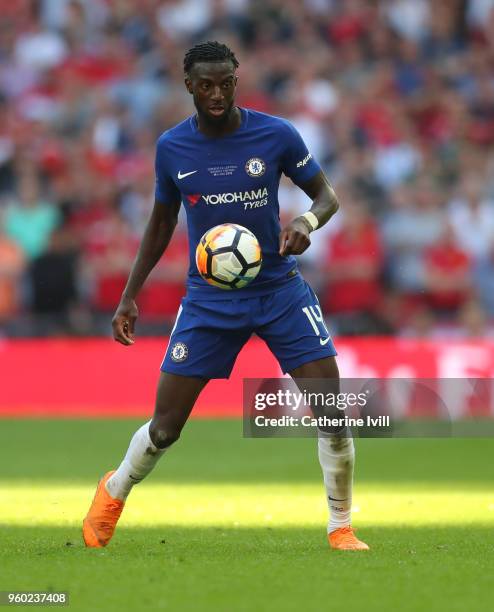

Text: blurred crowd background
xmin=1 ymin=0 xmax=494 ymax=338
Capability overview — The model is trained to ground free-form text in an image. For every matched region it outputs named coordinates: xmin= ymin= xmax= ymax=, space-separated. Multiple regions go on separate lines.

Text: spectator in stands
xmin=456 ymin=299 xmax=494 ymax=338
xmin=322 ymin=199 xmax=384 ymax=333
xmin=138 ymin=226 xmax=189 ymax=321
xmin=423 ymin=223 xmax=472 ymax=315
xmin=473 ymin=248 xmax=494 ymax=316
xmin=4 ymin=173 xmax=60 ymax=260
xmin=28 ymin=225 xmax=79 ymax=335
xmin=0 ymin=217 xmax=25 ymax=323
xmin=448 ymin=174 xmax=494 ymax=261
xmin=382 ymin=179 xmax=443 ymax=296
xmin=83 ymin=208 xmax=139 ymax=315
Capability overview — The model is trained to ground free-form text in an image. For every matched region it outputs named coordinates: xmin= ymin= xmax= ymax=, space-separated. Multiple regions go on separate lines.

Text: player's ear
xmin=184 ymin=76 xmax=193 ymax=94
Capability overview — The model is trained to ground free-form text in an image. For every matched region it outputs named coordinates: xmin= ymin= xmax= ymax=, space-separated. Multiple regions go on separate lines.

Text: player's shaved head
xmin=183 ymin=41 xmax=239 ymax=75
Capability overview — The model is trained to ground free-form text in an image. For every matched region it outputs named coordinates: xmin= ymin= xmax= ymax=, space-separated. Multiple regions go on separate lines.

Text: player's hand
xmin=112 ymin=296 xmax=138 ymax=346
xmin=279 ymin=218 xmax=311 ymax=257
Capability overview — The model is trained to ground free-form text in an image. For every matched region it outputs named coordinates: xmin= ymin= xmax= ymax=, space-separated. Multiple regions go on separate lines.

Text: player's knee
xmin=149 ymin=425 xmax=181 ymax=449
xmin=329 ymin=435 xmax=354 ymax=453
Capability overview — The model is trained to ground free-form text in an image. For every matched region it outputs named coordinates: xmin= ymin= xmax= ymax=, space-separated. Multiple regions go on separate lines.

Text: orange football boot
xmin=328 ymin=526 xmax=369 ymax=551
xmin=82 ymin=471 xmax=124 ymax=547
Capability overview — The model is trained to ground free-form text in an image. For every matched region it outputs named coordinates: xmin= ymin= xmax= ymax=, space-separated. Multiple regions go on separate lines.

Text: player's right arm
xmin=112 ymin=197 xmax=180 ymax=345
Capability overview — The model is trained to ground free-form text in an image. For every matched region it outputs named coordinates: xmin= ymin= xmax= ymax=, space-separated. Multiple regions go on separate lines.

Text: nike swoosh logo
xmin=178 ymin=170 xmax=198 ymax=179
xmin=328 ymin=495 xmax=347 ymax=502
xmin=320 ymin=337 xmax=331 ymax=346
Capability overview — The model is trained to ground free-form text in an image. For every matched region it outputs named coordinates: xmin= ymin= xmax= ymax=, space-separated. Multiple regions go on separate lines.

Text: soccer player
xmin=83 ymin=41 xmax=369 ymax=551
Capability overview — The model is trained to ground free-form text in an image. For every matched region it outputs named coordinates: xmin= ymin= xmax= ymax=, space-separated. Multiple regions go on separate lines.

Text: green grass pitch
xmin=0 ymin=419 xmax=493 ymax=611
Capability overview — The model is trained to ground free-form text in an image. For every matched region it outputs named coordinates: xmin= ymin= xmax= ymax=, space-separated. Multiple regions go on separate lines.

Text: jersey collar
xmin=189 ymin=107 xmax=248 ymax=140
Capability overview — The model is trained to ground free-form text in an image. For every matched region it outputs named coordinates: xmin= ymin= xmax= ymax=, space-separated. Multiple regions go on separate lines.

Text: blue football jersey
xmin=154 ymin=108 xmax=321 ymax=299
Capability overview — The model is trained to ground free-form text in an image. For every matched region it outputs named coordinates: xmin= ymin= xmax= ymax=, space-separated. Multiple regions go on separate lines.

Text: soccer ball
xmin=196 ymin=223 xmax=262 ymax=289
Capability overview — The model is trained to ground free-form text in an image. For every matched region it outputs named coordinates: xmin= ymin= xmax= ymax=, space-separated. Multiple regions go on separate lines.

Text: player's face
xmin=185 ymin=61 xmax=238 ymax=123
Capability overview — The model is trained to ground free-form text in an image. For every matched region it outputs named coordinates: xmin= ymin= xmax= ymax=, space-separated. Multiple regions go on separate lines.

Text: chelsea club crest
xmin=170 ymin=342 xmax=188 ymax=362
xmin=245 ymin=158 xmax=266 ymax=177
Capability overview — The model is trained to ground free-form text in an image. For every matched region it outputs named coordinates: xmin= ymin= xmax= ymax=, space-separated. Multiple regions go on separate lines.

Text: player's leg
xmin=83 ymin=296 xmax=251 ymax=547
xmin=289 ymin=356 xmax=368 ymax=550
xmin=257 ymin=279 xmax=368 ymax=550
xmin=83 ymin=372 xmax=208 ymax=548
xmin=107 ymin=372 xmax=208 ymax=499
xmin=101 ymin=296 xmax=249 ymax=516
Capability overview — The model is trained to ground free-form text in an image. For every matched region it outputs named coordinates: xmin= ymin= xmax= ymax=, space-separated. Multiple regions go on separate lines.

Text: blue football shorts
xmin=161 ymin=276 xmax=337 ymax=379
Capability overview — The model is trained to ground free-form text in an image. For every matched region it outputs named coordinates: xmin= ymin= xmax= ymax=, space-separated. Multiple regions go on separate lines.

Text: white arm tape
xmin=301 ymin=211 xmax=319 ymax=232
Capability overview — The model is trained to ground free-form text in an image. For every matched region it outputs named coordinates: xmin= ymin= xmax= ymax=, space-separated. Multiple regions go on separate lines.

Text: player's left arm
xmin=279 ymin=170 xmax=339 ymax=257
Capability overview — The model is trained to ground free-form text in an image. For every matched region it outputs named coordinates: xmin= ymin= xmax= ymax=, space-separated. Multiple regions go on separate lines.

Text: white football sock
xmin=106 ymin=421 xmax=166 ymax=501
xmin=318 ymin=433 xmax=355 ymax=533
